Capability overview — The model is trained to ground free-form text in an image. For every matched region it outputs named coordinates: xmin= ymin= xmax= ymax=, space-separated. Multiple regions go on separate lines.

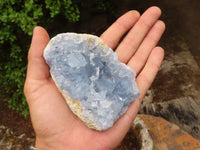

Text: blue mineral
xmin=44 ymin=33 xmax=140 ymax=130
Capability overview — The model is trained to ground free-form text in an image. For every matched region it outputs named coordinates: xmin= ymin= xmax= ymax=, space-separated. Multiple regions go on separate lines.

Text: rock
xmin=140 ymin=29 xmax=200 ymax=140
xmin=133 ymin=117 xmax=153 ymax=150
xmin=138 ymin=114 xmax=200 ymax=150
xmin=151 ymin=49 xmax=200 ymax=104
xmin=44 ymin=33 xmax=140 ymax=130
xmin=139 ymin=97 xmax=200 ymax=140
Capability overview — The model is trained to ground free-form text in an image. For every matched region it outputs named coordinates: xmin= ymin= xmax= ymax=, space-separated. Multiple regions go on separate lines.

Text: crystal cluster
xmin=43 ymin=33 xmax=140 ymax=130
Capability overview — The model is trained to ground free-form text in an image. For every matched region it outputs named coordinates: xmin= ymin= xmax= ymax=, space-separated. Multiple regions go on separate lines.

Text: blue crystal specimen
xmin=44 ymin=33 xmax=140 ymax=130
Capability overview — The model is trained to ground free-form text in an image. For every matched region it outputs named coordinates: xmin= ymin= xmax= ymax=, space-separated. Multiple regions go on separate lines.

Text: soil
xmin=0 ymin=101 xmax=34 ymax=137
xmin=115 ymin=128 xmax=141 ymax=150
xmin=0 ymin=100 xmax=35 ymax=149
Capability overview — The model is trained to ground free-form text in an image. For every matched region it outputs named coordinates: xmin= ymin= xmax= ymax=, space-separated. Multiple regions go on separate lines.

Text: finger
xmin=136 ymin=46 xmax=164 ymax=98
xmin=27 ymin=26 xmax=50 ymax=80
xmin=128 ymin=20 xmax=165 ymax=74
xmin=116 ymin=6 xmax=161 ymax=63
xmin=100 ymin=10 xmax=140 ymax=49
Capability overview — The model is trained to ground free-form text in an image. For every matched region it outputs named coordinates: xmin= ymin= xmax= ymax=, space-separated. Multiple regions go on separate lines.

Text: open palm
xmin=24 ymin=6 xmax=165 ymax=150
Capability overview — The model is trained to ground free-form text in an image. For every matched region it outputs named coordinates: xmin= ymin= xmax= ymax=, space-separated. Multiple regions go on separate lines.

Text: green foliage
xmin=0 ymin=0 xmax=80 ymax=116
xmin=0 ymin=0 xmax=116 ymax=116
xmin=45 ymin=0 xmax=80 ymax=22
xmin=95 ymin=0 xmax=116 ymax=20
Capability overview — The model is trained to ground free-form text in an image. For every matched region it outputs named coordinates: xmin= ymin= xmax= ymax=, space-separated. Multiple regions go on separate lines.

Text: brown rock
xmin=140 ymin=97 xmax=200 ymax=140
xmin=138 ymin=114 xmax=200 ymax=150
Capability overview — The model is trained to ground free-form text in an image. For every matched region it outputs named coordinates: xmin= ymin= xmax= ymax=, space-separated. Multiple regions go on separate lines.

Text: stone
xmin=138 ymin=114 xmax=200 ymax=150
xmin=139 ymin=97 xmax=200 ymax=140
xmin=43 ymin=33 xmax=140 ymax=130
xmin=133 ymin=117 xmax=153 ymax=150
xmin=141 ymin=16 xmax=200 ymax=140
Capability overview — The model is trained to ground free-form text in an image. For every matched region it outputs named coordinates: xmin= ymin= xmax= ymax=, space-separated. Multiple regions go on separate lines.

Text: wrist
xmin=35 ymin=137 xmax=56 ymax=150
xmin=33 ymin=137 xmax=58 ymax=150
xmin=35 ymin=137 xmax=70 ymax=150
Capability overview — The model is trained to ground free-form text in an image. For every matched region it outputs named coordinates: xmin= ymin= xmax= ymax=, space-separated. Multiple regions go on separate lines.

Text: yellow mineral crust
xmin=86 ymin=34 xmax=108 ymax=50
xmin=62 ymin=91 xmax=102 ymax=130
xmin=52 ymin=75 xmax=101 ymax=130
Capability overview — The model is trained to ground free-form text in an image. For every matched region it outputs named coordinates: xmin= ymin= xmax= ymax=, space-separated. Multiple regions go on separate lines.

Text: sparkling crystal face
xmin=44 ymin=33 xmax=140 ymax=130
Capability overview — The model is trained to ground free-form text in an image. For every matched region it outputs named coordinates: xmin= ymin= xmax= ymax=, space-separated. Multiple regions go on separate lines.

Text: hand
xmin=24 ymin=6 xmax=165 ymax=150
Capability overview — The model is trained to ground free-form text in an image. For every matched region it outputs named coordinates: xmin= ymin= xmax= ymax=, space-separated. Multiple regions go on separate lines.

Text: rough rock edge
xmin=52 ymin=75 xmax=102 ymax=130
xmin=133 ymin=117 xmax=153 ymax=150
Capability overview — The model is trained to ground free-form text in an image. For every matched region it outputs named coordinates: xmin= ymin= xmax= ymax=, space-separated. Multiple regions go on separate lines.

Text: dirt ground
xmin=0 ymin=100 xmax=34 ymax=149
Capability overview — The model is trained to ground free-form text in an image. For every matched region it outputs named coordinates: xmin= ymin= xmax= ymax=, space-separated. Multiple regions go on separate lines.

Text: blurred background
xmin=0 ymin=0 xmax=200 ymax=149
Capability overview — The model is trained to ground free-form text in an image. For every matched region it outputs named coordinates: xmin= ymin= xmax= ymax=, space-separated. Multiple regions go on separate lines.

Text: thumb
xmin=27 ymin=26 xmax=50 ymax=80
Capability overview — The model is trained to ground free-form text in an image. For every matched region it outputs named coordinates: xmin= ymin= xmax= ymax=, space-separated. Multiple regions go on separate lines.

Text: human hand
xmin=24 ymin=6 xmax=165 ymax=150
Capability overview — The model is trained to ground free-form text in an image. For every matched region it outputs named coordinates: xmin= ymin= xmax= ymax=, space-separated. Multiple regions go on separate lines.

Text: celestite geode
xmin=43 ymin=33 xmax=140 ymax=130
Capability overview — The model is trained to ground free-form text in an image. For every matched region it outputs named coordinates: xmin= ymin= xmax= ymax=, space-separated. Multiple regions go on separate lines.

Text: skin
xmin=24 ymin=6 xmax=165 ymax=150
